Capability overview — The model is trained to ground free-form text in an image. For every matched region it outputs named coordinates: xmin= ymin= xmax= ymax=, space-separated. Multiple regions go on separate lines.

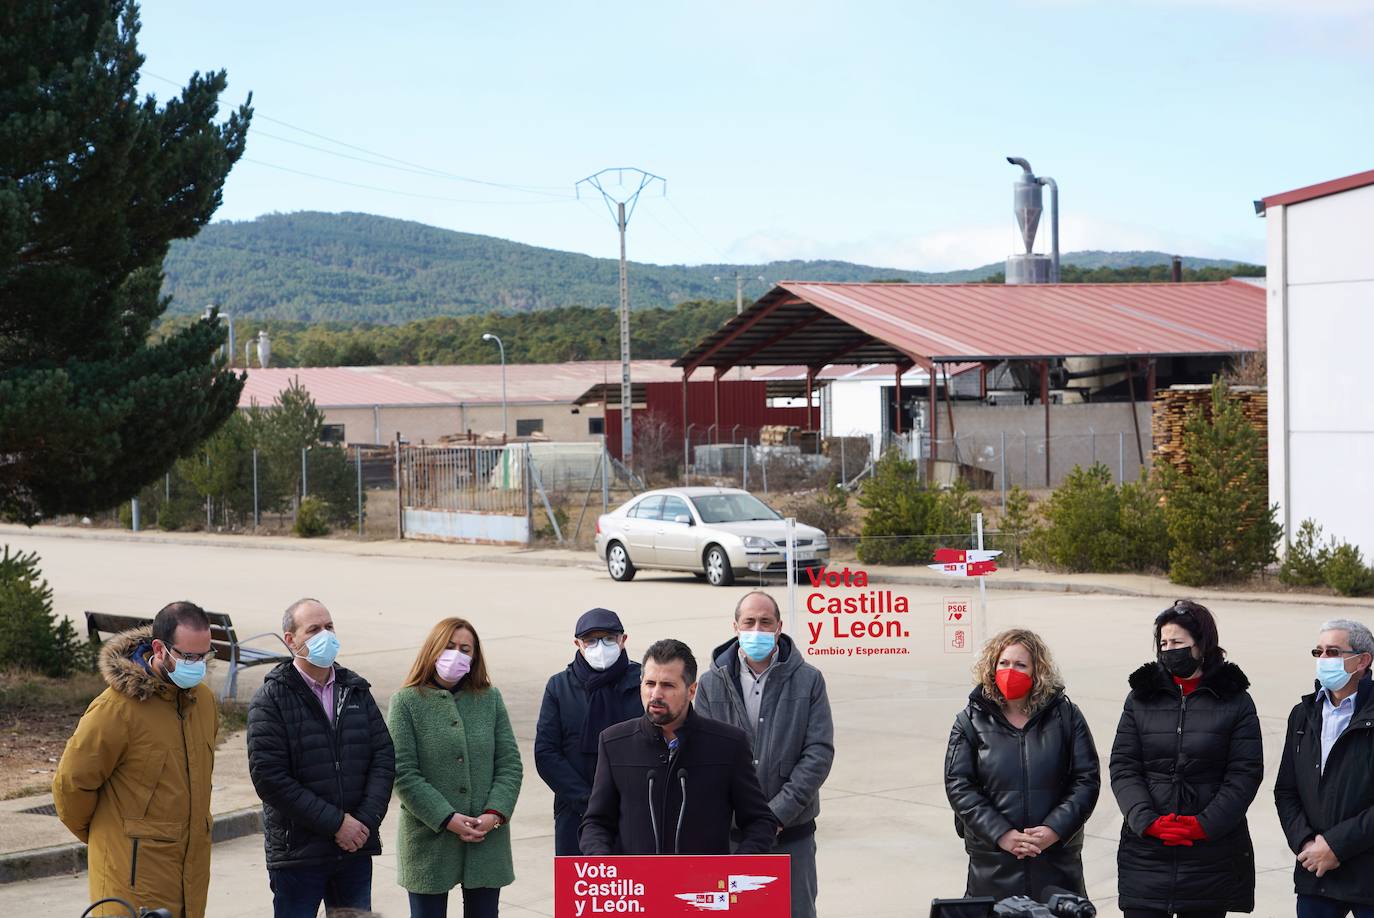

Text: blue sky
xmin=137 ymin=0 xmax=1374 ymax=272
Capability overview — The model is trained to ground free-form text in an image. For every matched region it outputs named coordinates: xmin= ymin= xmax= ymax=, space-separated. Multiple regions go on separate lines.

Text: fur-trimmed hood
xmin=97 ymin=625 xmax=196 ymax=701
xmin=1127 ymin=659 xmax=1251 ymax=700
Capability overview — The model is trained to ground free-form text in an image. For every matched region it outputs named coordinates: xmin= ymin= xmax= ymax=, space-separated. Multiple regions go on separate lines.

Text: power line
xmin=141 ymin=70 xmax=573 ymax=198
xmin=664 ymin=195 xmax=730 ymax=264
xmin=241 ymin=158 xmax=577 ymax=206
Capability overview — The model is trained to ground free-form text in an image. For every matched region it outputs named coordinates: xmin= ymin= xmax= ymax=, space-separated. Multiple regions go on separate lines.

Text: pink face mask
xmin=436 ymin=649 xmax=472 ymax=683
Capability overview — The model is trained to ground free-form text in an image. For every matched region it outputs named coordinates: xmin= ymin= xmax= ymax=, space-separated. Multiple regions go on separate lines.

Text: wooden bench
xmin=86 ymin=611 xmax=153 ymax=643
xmin=84 ymin=610 xmax=292 ymax=701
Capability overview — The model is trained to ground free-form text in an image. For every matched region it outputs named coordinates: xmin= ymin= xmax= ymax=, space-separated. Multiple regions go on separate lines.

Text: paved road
xmin=0 ymin=528 xmax=1359 ymax=916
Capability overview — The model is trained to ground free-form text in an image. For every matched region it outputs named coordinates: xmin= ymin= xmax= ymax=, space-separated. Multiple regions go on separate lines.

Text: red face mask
xmin=996 ymin=668 xmax=1033 ymax=701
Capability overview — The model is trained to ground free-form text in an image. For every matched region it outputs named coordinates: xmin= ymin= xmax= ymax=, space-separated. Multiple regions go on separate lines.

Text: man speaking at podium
xmin=579 ymin=639 xmax=778 ymax=856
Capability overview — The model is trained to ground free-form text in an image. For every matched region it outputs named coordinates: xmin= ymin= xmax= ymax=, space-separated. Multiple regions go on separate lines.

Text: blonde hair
xmin=973 ymin=628 xmax=1064 ymax=714
xmin=401 ymin=617 xmax=491 ymax=692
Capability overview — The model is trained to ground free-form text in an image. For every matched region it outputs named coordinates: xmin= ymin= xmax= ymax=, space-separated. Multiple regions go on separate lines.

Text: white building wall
xmin=828 ymin=379 xmax=887 ymax=439
xmin=1268 ymin=182 xmax=1374 ymax=555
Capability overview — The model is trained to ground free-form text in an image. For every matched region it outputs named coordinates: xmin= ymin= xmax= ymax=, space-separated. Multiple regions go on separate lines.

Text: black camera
xmin=931 ymin=887 xmax=1096 ymax=918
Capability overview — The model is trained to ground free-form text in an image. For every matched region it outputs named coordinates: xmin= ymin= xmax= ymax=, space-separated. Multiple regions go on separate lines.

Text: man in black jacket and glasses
xmin=1275 ymin=618 xmax=1374 ymax=918
xmin=580 ymin=639 xmax=777 ymax=856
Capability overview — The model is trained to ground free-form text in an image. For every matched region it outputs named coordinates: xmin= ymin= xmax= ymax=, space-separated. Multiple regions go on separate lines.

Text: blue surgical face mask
xmin=1316 ymin=658 xmax=1354 ymax=693
xmin=738 ymin=630 xmax=777 ymax=662
xmin=168 ymin=656 xmax=206 ymax=690
xmin=299 ymin=629 xmax=340 ymax=668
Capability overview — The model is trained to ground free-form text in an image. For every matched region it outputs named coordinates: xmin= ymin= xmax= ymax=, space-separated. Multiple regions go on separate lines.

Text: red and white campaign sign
xmin=928 ymin=548 xmax=1001 ymax=577
xmin=555 ymin=856 xmax=790 ymax=916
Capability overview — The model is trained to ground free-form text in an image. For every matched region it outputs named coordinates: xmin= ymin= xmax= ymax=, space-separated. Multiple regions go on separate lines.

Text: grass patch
xmin=0 ymin=669 xmax=105 ymax=717
xmin=1 ymin=781 xmax=52 ymax=801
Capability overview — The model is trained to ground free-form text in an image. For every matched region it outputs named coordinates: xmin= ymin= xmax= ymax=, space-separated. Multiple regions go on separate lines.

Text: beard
xmin=646 ymin=701 xmax=680 ymax=726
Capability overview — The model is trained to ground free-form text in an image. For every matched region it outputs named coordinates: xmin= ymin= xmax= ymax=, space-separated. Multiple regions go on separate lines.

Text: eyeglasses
xmin=1311 ymin=647 xmax=1360 ymax=659
xmin=581 ymin=636 xmax=619 ymax=649
xmin=170 ymin=645 xmax=213 ymax=664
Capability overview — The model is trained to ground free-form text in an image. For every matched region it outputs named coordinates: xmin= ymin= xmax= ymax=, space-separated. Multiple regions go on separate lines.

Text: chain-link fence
xmin=115 ymin=444 xmax=399 ymax=539
xmin=670 ymin=428 xmax=1149 ymax=501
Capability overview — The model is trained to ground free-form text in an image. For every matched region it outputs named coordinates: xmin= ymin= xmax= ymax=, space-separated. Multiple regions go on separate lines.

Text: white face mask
xmin=582 ymin=639 xmax=620 ymax=671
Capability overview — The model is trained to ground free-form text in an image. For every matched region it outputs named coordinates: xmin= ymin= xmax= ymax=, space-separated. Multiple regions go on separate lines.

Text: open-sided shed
xmin=673 ymin=279 xmax=1265 ymax=479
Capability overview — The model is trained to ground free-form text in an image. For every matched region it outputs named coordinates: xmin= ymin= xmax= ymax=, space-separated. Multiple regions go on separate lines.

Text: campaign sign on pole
xmin=555 ymin=856 xmax=791 ymax=916
xmin=944 ymin=598 xmax=972 ymax=654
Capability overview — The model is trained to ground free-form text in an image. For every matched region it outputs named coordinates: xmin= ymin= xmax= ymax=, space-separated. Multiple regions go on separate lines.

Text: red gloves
xmin=1145 ymin=814 xmax=1207 ymax=846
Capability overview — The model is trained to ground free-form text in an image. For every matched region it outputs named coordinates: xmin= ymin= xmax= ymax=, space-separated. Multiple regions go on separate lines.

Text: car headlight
xmin=742 ymin=536 xmax=775 ymax=551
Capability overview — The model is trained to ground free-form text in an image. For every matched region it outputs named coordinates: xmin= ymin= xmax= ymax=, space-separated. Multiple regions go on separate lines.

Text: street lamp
xmin=482 ymin=333 xmax=508 ymax=439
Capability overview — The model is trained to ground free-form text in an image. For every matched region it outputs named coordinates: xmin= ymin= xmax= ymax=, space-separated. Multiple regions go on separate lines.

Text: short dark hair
xmin=1154 ymin=599 xmax=1225 ymax=670
xmin=643 ymin=639 xmax=697 ymax=685
xmin=153 ymin=601 xmax=211 ymax=645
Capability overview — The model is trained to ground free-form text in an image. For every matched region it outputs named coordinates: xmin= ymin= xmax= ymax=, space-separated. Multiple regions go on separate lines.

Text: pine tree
xmin=0 ymin=1 xmax=252 ymax=523
xmin=1159 ymin=379 xmax=1280 ymax=585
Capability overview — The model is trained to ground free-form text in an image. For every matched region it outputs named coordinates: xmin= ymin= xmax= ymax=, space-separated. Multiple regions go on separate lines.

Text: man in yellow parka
xmin=53 ymin=601 xmax=218 ymax=918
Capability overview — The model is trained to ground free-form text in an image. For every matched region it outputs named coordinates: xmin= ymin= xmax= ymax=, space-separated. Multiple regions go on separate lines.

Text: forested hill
xmin=161 ymin=211 xmax=1259 ymax=324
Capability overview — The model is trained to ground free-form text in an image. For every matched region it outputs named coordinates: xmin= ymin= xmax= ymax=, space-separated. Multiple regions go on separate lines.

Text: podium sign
xmin=555 ymin=855 xmax=791 ymax=916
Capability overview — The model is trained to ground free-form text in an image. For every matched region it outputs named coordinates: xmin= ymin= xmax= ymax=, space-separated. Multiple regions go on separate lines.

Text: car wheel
xmin=704 ymin=545 xmax=735 ymax=587
xmin=606 ymin=542 xmax=636 ymax=582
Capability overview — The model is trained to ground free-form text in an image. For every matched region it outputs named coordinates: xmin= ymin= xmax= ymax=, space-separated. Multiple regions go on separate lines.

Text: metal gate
xmin=398 ymin=444 xmax=531 ymax=545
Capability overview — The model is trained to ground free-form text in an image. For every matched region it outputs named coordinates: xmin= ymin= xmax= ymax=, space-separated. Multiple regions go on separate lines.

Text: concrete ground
xmin=0 ymin=524 xmax=1369 ymax=917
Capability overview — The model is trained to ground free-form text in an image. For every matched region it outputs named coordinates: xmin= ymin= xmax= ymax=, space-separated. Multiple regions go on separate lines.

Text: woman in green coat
xmin=388 ymin=617 xmax=523 ymax=918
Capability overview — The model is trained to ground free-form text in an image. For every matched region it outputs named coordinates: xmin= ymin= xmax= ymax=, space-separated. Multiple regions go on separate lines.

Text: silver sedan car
xmin=594 ymin=487 xmax=829 ymax=587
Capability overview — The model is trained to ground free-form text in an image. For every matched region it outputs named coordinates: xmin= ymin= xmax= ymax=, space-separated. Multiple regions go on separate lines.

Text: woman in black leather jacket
xmin=1109 ymin=600 xmax=1263 ymax=918
xmin=945 ymin=628 xmax=1101 ymax=900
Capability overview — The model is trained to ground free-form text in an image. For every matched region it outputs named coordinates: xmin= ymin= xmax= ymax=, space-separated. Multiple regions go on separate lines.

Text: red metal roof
xmin=238 ymin=360 xmax=731 ymax=409
xmin=1261 ymin=168 xmax=1374 ymax=210
xmin=238 ymin=368 xmax=454 ymax=409
xmin=675 ymin=280 xmax=1264 ymax=372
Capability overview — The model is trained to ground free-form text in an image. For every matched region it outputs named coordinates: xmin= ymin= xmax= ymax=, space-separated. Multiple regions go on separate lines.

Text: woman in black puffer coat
xmin=1110 ymin=600 xmax=1263 ymax=918
xmin=945 ymin=628 xmax=1101 ymax=901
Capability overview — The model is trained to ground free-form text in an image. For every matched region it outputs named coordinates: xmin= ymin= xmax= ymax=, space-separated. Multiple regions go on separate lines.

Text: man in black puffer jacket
xmin=1274 ymin=618 xmax=1374 ymax=918
xmin=1110 ymin=601 xmax=1263 ymax=918
xmin=248 ymin=599 xmax=396 ymax=918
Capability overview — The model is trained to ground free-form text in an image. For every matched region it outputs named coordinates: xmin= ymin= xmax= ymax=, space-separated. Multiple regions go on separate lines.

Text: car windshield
xmin=689 ymin=493 xmax=781 ymax=524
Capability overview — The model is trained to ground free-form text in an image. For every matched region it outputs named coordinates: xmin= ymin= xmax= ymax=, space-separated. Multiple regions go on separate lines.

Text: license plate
xmin=794 ymin=550 xmax=815 ymax=561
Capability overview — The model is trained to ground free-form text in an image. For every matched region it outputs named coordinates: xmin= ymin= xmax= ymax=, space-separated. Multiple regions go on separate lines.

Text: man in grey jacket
xmin=694 ymin=590 xmax=835 ymax=918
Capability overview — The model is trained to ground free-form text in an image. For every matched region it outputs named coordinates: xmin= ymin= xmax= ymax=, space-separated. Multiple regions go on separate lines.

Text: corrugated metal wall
xmin=604 ymin=380 xmax=811 ymax=459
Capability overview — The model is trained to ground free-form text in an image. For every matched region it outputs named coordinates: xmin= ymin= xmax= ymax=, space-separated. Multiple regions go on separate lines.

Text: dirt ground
xmin=0 ymin=671 xmax=105 ymax=800
xmin=0 ymin=673 xmax=249 ymax=801
xmin=0 ymin=710 xmax=80 ymax=800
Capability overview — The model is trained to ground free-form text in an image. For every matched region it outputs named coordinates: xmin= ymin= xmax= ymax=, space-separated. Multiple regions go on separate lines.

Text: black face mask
xmin=1159 ymin=647 xmax=1200 ymax=679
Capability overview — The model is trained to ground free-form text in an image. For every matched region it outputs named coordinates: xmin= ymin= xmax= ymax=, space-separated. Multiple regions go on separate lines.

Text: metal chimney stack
xmin=1004 ymin=157 xmax=1059 ymax=284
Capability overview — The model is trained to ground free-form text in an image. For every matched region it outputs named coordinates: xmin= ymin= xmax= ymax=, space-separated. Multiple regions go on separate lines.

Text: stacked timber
xmin=758 ymin=425 xmax=797 ymax=445
xmin=1152 ymin=384 xmax=1268 ymax=475
xmin=759 ymin=425 xmax=819 ymax=452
